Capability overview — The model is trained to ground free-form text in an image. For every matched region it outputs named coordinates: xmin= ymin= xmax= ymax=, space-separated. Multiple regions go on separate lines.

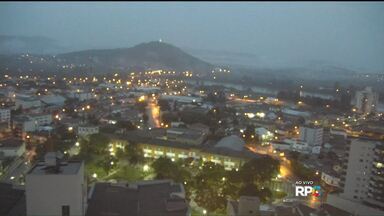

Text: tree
xmin=116 ymin=120 xmax=136 ymax=131
xmin=239 ymin=156 xmax=280 ymax=184
xmin=158 ymin=99 xmax=171 ymax=111
xmin=243 ymin=124 xmax=259 ymax=145
xmin=193 ymin=162 xmax=227 ymax=212
xmin=79 ymin=133 xmax=110 ymax=156
xmin=97 ymin=155 xmax=116 ymax=175
xmin=124 ymin=142 xmax=144 ymax=165
xmin=151 ymin=157 xmax=190 ymax=183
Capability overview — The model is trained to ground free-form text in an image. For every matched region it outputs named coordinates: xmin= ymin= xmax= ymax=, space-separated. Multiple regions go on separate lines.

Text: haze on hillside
xmin=0 ymin=2 xmax=383 ymax=73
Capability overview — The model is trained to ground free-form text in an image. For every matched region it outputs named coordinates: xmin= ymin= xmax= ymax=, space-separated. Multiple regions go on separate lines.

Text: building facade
xmin=340 ymin=138 xmax=384 ymax=211
xmin=26 ymin=153 xmax=87 ymax=216
xmin=299 ymin=125 xmax=323 ymax=147
xmin=354 ymin=87 xmax=379 ymax=114
xmin=77 ymin=125 xmax=99 ymax=137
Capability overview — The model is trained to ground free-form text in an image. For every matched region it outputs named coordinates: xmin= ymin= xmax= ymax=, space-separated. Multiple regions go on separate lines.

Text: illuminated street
xmin=147 ymin=98 xmax=161 ymax=128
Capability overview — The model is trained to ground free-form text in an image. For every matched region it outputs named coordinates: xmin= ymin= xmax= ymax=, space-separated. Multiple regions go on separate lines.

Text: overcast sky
xmin=0 ymin=2 xmax=383 ymax=72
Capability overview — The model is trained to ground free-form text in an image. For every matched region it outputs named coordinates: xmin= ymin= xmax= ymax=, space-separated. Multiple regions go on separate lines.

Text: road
xmin=146 ymin=99 xmax=161 ymax=128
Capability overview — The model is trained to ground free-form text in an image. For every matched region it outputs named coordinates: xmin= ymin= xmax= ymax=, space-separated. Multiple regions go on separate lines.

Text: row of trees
xmin=151 ymin=156 xmax=280 ymax=213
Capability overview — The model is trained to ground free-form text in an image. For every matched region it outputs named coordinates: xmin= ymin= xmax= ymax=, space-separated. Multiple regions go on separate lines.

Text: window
xmin=62 ymin=205 xmax=70 ymax=216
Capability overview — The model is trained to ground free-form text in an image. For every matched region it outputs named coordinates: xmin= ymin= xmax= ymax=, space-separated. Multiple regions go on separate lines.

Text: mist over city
xmin=0 ymin=2 xmax=383 ymax=216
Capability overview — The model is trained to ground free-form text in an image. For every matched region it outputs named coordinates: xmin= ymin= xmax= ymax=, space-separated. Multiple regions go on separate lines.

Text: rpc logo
xmin=295 ymin=182 xmax=321 ymax=197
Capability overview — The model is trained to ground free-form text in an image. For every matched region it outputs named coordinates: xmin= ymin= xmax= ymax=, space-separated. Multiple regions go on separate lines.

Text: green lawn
xmin=106 ymin=164 xmax=146 ymax=181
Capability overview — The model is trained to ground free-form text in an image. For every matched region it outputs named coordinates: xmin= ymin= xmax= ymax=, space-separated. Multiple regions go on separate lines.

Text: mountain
xmin=56 ymin=41 xmax=214 ymax=73
xmin=0 ymin=35 xmax=64 ymax=55
xmin=0 ymin=41 xmax=214 ymax=75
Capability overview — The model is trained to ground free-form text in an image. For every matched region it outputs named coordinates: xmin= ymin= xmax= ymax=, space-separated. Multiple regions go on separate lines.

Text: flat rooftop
xmin=28 ymin=160 xmax=82 ymax=175
xmin=86 ymin=180 xmax=188 ymax=216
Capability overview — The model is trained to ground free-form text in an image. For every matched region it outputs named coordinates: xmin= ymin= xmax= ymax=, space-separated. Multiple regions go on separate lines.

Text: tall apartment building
xmin=299 ymin=125 xmax=323 ymax=147
xmin=26 ymin=152 xmax=87 ymax=216
xmin=339 ymin=138 xmax=384 ymax=212
xmin=354 ymin=87 xmax=379 ymax=114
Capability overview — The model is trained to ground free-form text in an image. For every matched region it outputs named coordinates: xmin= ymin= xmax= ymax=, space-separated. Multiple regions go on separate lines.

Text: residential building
xmin=299 ymin=125 xmax=323 ymax=147
xmin=26 ymin=152 xmax=87 ymax=216
xmin=77 ymin=125 xmax=99 ymax=137
xmin=68 ymin=90 xmax=97 ymax=101
xmin=12 ymin=113 xmax=52 ymax=139
xmin=14 ymin=96 xmax=42 ymax=110
xmin=329 ymin=138 xmax=384 ymax=215
xmin=40 ymin=94 xmax=66 ymax=106
xmin=353 ymin=87 xmax=379 ymax=114
xmin=321 ymin=169 xmax=341 ymax=188
xmin=285 ymin=138 xmax=321 ymax=154
xmin=0 ymin=138 xmax=25 ymax=157
xmin=270 ymin=140 xmax=292 ymax=151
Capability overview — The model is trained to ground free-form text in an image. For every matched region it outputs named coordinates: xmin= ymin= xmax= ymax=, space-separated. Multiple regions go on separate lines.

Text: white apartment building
xmin=336 ymin=138 xmax=384 ymax=214
xmin=14 ymin=114 xmax=52 ymax=131
xmin=26 ymin=152 xmax=87 ymax=216
xmin=299 ymin=125 xmax=324 ymax=147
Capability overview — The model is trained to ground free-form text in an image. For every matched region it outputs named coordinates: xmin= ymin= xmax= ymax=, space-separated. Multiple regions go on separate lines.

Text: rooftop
xmin=27 ymin=160 xmax=83 ymax=175
xmin=86 ymin=180 xmax=188 ymax=216
xmin=0 ymin=138 xmax=24 ymax=149
xmin=215 ymin=135 xmax=245 ymax=152
xmin=0 ymin=183 xmax=26 ymax=216
xmin=106 ymin=132 xmax=262 ymax=160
